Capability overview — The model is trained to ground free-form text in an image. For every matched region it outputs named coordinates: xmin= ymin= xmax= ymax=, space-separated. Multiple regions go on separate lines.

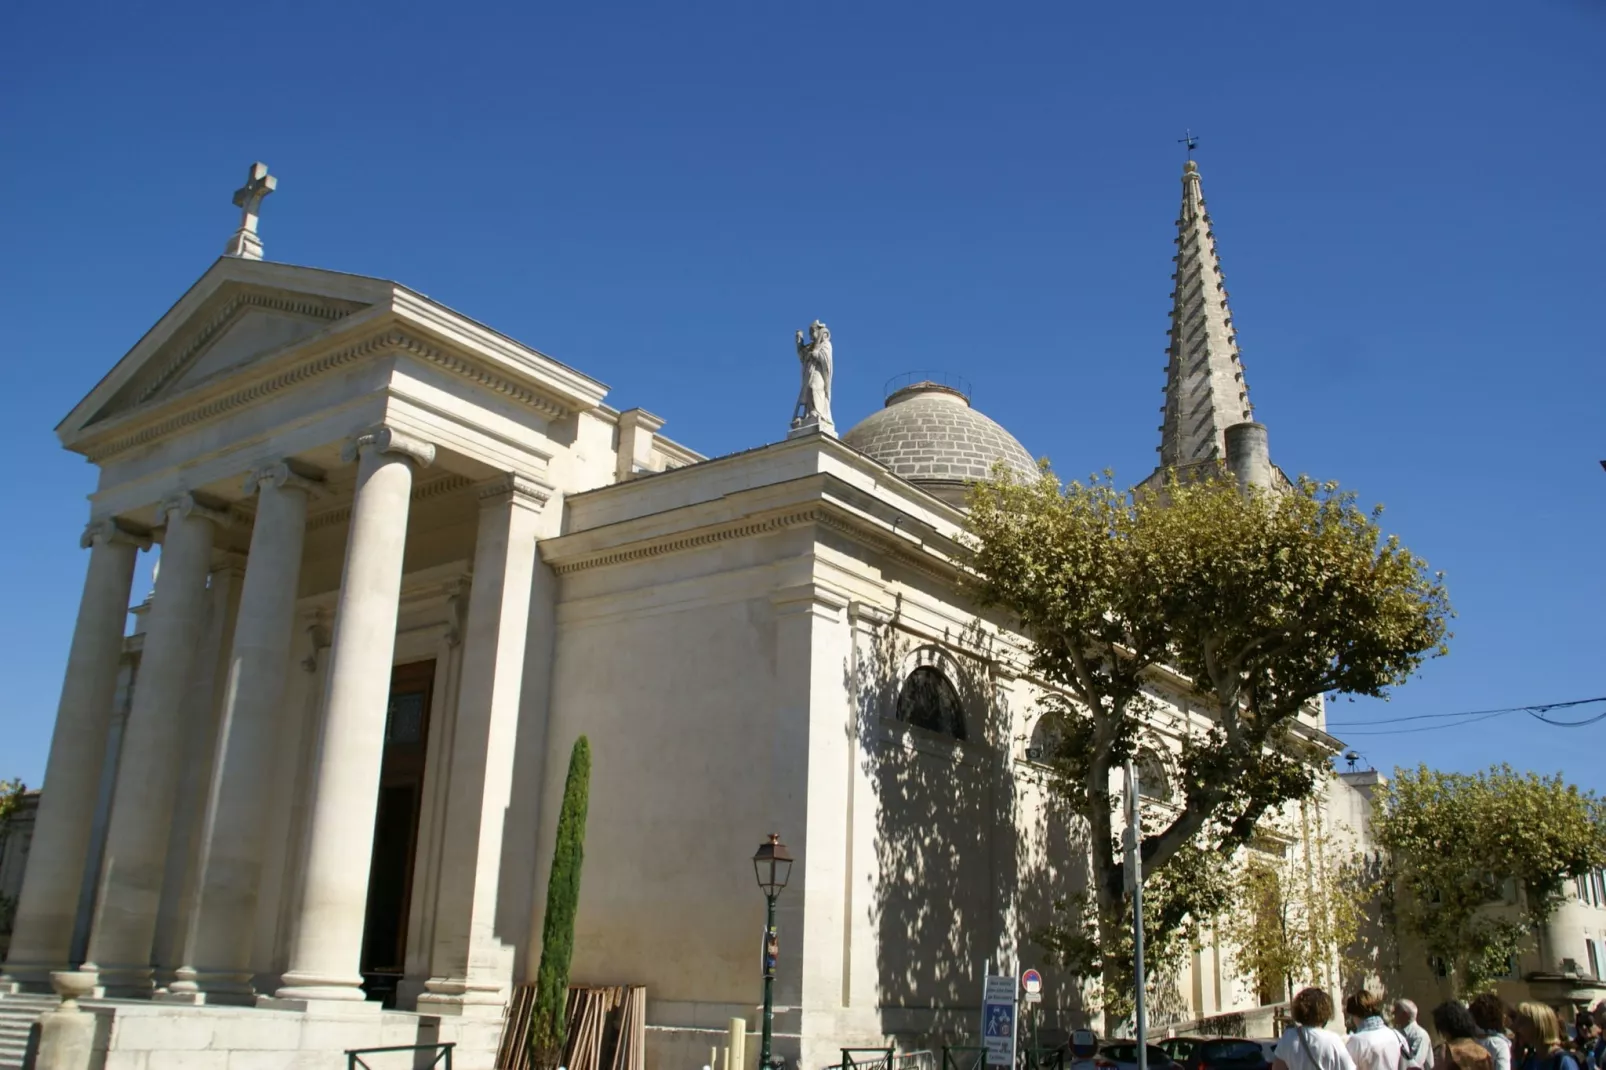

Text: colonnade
xmin=2 ymin=423 xmax=551 ymax=1013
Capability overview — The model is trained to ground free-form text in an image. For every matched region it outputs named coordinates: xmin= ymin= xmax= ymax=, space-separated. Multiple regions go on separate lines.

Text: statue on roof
xmin=791 ymin=320 xmax=835 ymax=437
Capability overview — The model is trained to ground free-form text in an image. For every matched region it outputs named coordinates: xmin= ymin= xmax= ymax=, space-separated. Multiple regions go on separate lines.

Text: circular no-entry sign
xmin=1021 ymin=969 xmax=1043 ymax=994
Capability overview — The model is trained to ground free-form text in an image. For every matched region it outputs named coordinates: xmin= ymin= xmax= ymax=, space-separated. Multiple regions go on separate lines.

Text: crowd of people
xmin=1268 ymin=987 xmax=1606 ymax=1070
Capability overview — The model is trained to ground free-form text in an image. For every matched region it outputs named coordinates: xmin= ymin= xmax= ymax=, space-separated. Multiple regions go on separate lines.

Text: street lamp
xmin=753 ymin=833 xmax=793 ymax=1070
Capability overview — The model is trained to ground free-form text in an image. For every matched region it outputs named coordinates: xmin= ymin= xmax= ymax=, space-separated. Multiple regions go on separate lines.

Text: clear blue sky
xmin=1 ymin=2 xmax=1600 ymax=791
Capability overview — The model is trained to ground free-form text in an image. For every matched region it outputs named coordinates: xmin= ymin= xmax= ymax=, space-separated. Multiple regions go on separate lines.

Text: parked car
xmin=1159 ymin=1039 xmax=1204 ymax=1065
xmin=1165 ymin=1039 xmax=1271 ymax=1070
xmin=1096 ymin=1042 xmax=1181 ymax=1070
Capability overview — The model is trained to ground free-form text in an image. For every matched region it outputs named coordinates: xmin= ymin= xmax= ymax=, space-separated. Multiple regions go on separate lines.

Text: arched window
xmin=896 ymin=665 xmax=967 ymax=741
xmin=1026 ymin=716 xmax=1068 ymax=764
xmin=1135 ymin=750 xmax=1173 ymax=803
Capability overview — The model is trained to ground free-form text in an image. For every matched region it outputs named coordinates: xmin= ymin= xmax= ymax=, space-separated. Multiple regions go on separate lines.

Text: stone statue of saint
xmin=791 ymin=320 xmax=835 ymax=435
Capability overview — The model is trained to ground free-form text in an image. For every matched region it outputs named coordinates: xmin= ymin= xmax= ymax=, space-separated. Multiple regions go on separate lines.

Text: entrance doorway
xmin=360 ymin=658 xmax=435 ymax=1005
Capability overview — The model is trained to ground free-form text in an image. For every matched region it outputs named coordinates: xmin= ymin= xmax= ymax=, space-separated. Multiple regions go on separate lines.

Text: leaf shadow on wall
xmin=848 ymin=607 xmax=1094 ymax=1049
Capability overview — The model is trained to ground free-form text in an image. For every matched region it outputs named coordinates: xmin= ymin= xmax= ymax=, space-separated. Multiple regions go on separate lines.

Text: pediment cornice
xmin=69 ymin=322 xmax=584 ymax=462
xmin=59 ymin=258 xmax=611 ymax=462
xmin=132 ymin=285 xmax=366 ymax=407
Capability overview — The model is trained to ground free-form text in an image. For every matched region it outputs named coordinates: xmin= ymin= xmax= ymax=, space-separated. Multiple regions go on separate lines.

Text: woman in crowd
xmin=1346 ymin=990 xmax=1408 ymax=1070
xmin=1432 ymin=1002 xmax=1494 ymax=1070
xmin=1513 ymin=1002 xmax=1580 ymax=1070
xmin=1272 ymin=988 xmax=1357 ymax=1070
xmin=1470 ymin=994 xmax=1513 ymax=1070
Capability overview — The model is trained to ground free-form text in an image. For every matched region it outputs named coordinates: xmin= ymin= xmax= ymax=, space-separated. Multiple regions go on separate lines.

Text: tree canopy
xmin=965 ymin=467 xmax=1450 ymax=1012
xmin=1373 ymin=763 xmax=1606 ymax=995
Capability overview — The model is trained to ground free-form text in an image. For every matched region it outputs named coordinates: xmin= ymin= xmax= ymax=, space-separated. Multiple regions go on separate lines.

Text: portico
xmin=2 ymin=245 xmax=615 ymax=1026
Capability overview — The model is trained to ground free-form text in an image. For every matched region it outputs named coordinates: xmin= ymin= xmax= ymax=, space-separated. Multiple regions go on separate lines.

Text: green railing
xmin=1020 ymin=1046 xmax=1067 ymax=1070
xmin=942 ymin=1045 xmax=987 ymax=1070
xmin=345 ymin=1042 xmax=454 ymax=1068
xmin=841 ymin=1046 xmax=898 ymax=1070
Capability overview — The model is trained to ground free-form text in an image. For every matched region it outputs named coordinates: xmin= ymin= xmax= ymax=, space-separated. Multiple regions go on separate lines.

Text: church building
xmin=0 ymin=159 xmax=1344 ymax=1070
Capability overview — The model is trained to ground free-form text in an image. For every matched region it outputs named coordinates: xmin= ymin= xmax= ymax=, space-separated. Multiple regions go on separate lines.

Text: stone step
xmin=0 ymin=997 xmax=48 ymax=1070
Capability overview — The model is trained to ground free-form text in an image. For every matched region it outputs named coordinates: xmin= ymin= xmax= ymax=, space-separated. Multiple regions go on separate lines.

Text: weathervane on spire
xmin=223 ymin=162 xmax=276 ymax=261
xmin=1177 ymin=130 xmax=1199 ymax=159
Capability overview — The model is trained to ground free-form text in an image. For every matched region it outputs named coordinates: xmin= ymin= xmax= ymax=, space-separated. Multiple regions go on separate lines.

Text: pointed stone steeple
xmin=1157 ymin=159 xmax=1252 ymax=467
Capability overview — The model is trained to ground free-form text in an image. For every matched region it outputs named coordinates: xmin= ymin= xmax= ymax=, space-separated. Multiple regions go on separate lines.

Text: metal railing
xmin=1020 ymin=1046 xmax=1067 ymax=1070
xmin=942 ymin=1045 xmax=987 ymax=1070
xmin=840 ymin=1047 xmax=898 ymax=1070
xmin=345 ymin=1042 xmax=454 ymax=1068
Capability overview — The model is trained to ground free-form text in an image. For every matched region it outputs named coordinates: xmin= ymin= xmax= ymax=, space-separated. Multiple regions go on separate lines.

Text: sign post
xmin=981 ymin=974 xmax=1017 ymax=1068
xmin=1125 ymin=760 xmax=1148 ymax=1070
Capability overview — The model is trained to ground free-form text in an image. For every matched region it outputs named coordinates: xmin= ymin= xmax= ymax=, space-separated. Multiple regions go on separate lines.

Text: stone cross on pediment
xmin=223 ymin=162 xmax=277 ymax=261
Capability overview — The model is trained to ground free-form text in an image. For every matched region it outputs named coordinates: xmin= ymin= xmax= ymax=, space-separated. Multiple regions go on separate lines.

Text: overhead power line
xmin=1327 ymin=696 xmax=1606 ymax=737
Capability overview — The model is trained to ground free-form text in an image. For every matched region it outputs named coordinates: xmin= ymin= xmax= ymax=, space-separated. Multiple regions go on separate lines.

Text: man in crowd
xmin=1394 ymin=999 xmax=1436 ymax=1070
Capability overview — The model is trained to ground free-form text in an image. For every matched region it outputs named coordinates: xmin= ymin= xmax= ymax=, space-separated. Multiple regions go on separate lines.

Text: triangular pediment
xmin=60 ymin=258 xmax=391 ymax=441
xmin=88 ymin=284 xmax=368 ymax=423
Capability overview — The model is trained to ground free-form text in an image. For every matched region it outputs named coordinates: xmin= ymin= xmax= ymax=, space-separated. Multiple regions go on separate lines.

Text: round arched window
xmin=1026 ymin=716 xmax=1068 ymax=763
xmin=896 ymin=666 xmax=967 ymax=741
xmin=1135 ymin=751 xmax=1173 ymax=803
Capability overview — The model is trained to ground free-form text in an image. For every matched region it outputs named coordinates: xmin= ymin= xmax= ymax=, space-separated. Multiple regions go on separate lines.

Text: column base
xmin=415 ymin=977 xmax=508 ymax=1018
xmin=257 ymin=994 xmax=384 ymax=1016
xmin=266 ymin=970 xmax=378 ymax=1014
xmin=159 ymin=966 xmax=258 ymax=1006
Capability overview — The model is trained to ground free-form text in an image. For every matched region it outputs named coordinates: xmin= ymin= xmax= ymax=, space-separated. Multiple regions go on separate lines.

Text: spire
xmin=1157 ymin=159 xmax=1252 ymax=467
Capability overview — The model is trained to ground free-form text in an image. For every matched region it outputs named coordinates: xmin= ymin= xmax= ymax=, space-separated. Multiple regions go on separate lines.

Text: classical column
xmin=274 ymin=426 xmax=434 ymax=1005
xmin=169 ymin=463 xmax=318 ymax=1003
xmin=78 ymin=494 xmax=228 ymax=995
xmin=0 ymin=519 xmax=147 ymax=990
xmin=418 ymin=473 xmax=550 ymax=1015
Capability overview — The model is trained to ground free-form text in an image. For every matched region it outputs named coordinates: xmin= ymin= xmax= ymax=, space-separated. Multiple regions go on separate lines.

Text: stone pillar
xmin=152 ymin=559 xmax=243 ymax=983
xmin=418 ymin=473 xmax=550 ymax=1015
xmin=171 ymin=463 xmax=319 ymax=1003
xmin=78 ymin=494 xmax=228 ymax=995
xmin=0 ymin=519 xmax=146 ymax=990
xmin=274 ymin=426 xmax=434 ymax=1006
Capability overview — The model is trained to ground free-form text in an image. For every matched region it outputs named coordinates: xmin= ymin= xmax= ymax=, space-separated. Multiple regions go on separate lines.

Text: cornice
xmin=136 ymin=288 xmax=365 ymax=405
xmin=76 ymin=325 xmax=575 ymax=464
xmin=547 ymin=505 xmax=825 ymax=576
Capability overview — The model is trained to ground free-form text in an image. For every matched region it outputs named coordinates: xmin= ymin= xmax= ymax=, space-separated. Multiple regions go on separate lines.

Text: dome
xmin=842 ymin=381 xmax=1036 ymax=505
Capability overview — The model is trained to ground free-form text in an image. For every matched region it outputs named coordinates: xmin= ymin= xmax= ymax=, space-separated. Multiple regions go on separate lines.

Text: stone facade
xmin=0 ymin=160 xmax=1349 ymax=1070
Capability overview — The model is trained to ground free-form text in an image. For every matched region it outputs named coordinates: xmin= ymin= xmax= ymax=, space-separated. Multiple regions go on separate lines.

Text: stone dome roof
xmin=842 ymin=381 xmax=1036 ymax=504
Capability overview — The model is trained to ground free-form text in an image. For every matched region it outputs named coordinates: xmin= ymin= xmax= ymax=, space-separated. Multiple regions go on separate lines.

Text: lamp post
xmin=753 ymin=833 xmax=793 ymax=1070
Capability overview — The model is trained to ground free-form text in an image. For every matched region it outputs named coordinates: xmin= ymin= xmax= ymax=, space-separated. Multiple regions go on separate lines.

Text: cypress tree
xmin=529 ymin=734 xmax=592 ymax=1069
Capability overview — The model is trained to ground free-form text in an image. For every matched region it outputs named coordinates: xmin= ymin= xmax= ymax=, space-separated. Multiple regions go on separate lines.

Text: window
xmin=1589 ymin=941 xmax=1600 ymax=980
xmin=1027 ymin=716 xmax=1068 ymax=763
xmin=896 ymin=665 xmax=967 ymax=741
xmin=1136 ymin=750 xmax=1174 ymax=804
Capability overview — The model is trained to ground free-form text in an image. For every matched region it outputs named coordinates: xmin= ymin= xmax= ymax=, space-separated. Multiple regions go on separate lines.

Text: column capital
xmin=81 ymin=518 xmax=152 ymax=551
xmin=244 ymin=462 xmax=326 ymax=498
xmin=340 ymin=425 xmax=435 ymax=469
xmin=159 ymin=493 xmax=233 ymax=529
xmin=475 ymin=473 xmax=553 ymax=512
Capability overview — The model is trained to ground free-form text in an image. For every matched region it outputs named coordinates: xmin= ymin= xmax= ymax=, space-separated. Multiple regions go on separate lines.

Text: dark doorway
xmin=360 ymin=658 xmax=435 ymax=1005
